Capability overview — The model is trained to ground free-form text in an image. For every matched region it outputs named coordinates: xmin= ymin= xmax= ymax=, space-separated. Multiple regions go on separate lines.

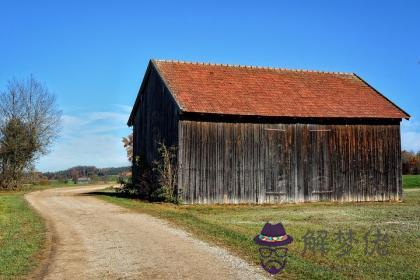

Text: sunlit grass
xmin=403 ymin=174 xmax=420 ymax=189
xmin=0 ymin=192 xmax=45 ymax=278
xmin=96 ymin=188 xmax=420 ymax=279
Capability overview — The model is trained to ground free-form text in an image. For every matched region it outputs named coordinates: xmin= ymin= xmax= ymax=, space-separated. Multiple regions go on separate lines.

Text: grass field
xmin=0 ymin=183 xmax=75 ymax=279
xmin=402 ymin=174 xmax=420 ymax=189
xmin=95 ymin=180 xmax=420 ymax=279
xmin=0 ymin=191 xmax=45 ymax=279
xmin=0 ymin=175 xmax=418 ymax=279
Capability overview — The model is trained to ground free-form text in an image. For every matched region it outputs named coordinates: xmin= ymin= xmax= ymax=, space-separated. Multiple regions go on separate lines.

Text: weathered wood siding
xmin=177 ymin=121 xmax=402 ymax=204
xmin=132 ymin=67 xmax=179 ymax=176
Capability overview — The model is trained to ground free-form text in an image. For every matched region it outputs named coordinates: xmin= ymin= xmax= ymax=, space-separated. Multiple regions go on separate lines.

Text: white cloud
xmin=88 ymin=111 xmax=129 ymax=123
xmin=114 ymin=104 xmax=133 ymax=114
xmin=401 ymin=117 xmax=420 ymax=152
xmin=401 ymin=119 xmax=420 ymax=130
xmin=402 ymin=131 xmax=420 ymax=152
xmin=36 ymin=107 xmax=132 ymax=172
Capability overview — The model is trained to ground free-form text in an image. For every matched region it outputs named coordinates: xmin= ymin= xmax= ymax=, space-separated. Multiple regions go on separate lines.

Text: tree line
xmin=43 ymin=165 xmax=131 ymax=181
xmin=402 ymin=150 xmax=420 ymax=175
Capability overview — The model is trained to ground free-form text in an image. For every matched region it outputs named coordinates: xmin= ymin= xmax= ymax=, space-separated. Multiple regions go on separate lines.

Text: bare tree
xmin=0 ymin=76 xmax=61 ymax=189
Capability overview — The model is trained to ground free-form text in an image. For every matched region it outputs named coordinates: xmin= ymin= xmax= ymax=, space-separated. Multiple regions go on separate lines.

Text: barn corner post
xmin=176 ymin=119 xmax=184 ymax=203
xmin=396 ymin=123 xmax=403 ymax=202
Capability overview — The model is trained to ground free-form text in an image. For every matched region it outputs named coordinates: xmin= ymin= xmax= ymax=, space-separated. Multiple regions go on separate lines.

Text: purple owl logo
xmin=254 ymin=222 xmax=293 ymax=274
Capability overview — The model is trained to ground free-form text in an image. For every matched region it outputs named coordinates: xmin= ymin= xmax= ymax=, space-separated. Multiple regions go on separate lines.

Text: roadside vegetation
xmin=0 ymin=77 xmax=61 ymax=190
xmin=119 ymin=142 xmax=180 ymax=203
xmin=0 ymin=182 xmax=79 ymax=279
xmin=95 ymin=175 xmax=420 ymax=279
xmin=0 ymin=190 xmax=45 ymax=278
xmin=0 ymin=76 xmax=65 ymax=278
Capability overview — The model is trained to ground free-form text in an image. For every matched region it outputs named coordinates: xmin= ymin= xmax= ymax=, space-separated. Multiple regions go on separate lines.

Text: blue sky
xmin=0 ymin=0 xmax=419 ymax=171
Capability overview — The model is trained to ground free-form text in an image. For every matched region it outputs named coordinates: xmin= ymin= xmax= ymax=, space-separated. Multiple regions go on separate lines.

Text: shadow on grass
xmin=81 ymin=190 xmax=140 ymax=200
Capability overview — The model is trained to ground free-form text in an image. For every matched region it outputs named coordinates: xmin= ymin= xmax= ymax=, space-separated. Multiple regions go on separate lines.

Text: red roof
xmin=150 ymin=60 xmax=409 ymax=120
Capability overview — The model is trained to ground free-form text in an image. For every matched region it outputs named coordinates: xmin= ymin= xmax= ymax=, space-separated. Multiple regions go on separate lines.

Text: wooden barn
xmin=128 ymin=59 xmax=410 ymax=204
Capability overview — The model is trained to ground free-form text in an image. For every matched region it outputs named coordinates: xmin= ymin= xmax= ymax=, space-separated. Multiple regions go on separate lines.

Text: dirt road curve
xmin=25 ymin=186 xmax=266 ymax=280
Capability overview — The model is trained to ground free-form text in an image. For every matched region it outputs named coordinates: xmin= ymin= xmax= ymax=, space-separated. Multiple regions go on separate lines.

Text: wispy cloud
xmin=114 ymin=104 xmax=133 ymax=114
xmin=402 ymin=131 xmax=420 ymax=152
xmin=401 ymin=118 xmax=420 ymax=152
xmin=36 ymin=105 xmax=131 ymax=172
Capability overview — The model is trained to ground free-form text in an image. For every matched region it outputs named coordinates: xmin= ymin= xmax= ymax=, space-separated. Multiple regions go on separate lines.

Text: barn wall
xmin=132 ymin=67 xmax=179 ymax=177
xmin=177 ymin=120 xmax=402 ymax=204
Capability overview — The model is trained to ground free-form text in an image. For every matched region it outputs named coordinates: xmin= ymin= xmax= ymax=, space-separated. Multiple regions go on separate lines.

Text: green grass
xmin=403 ymin=174 xmax=420 ymax=189
xmin=0 ymin=182 xmax=113 ymax=279
xmin=0 ymin=182 xmax=79 ymax=279
xmin=95 ymin=189 xmax=420 ymax=279
xmin=0 ymin=191 xmax=45 ymax=279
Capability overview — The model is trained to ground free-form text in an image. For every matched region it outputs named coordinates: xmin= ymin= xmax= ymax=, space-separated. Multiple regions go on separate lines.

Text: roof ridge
xmin=152 ymin=58 xmax=355 ymax=76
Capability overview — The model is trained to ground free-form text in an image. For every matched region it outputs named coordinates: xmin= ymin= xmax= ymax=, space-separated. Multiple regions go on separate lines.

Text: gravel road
xmin=25 ymin=186 xmax=267 ymax=280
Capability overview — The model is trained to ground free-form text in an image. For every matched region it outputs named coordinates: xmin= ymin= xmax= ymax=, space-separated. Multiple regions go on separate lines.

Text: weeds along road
xmin=25 ymin=185 xmax=266 ymax=280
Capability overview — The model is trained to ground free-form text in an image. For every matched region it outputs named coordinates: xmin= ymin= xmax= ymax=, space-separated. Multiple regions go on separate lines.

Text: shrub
xmin=37 ymin=179 xmax=50 ymax=186
xmin=118 ymin=142 xmax=180 ymax=203
xmin=150 ymin=143 xmax=179 ymax=203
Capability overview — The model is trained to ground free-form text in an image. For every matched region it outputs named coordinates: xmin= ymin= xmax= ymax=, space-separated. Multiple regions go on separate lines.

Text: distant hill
xmin=43 ymin=166 xmax=131 ymax=180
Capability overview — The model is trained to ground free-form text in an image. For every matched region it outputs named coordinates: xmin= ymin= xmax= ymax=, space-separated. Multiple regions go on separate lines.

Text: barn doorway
xmin=264 ymin=126 xmax=292 ymax=203
xmin=264 ymin=124 xmax=334 ymax=203
xmin=304 ymin=126 xmax=333 ymax=201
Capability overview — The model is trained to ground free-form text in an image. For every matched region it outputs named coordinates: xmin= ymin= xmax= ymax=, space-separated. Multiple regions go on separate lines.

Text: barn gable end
xmin=130 ymin=62 xmax=180 ymax=180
